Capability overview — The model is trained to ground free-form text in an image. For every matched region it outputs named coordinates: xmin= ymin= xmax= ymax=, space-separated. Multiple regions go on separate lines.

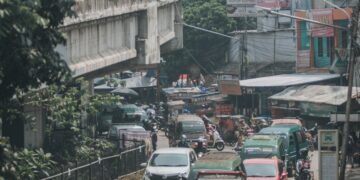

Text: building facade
xmin=295 ymin=8 xmax=352 ymax=74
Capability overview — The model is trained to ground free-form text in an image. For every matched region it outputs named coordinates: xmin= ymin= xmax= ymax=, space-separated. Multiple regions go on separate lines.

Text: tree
xmin=163 ymin=0 xmax=255 ymax=83
xmin=0 ymin=0 xmax=75 ymax=103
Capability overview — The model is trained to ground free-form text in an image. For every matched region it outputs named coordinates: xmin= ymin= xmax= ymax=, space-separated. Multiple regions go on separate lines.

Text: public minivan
xmin=168 ymin=114 xmax=208 ymax=147
xmin=259 ymin=124 xmax=309 ymax=176
xmin=240 ymin=134 xmax=286 ymax=162
xmin=188 ymin=152 xmax=243 ymax=179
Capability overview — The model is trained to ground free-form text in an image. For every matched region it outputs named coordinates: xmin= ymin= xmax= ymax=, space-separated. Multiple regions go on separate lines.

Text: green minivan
xmin=240 ymin=134 xmax=286 ymax=161
xmin=189 ymin=152 xmax=243 ymax=179
xmin=259 ymin=124 xmax=309 ymax=176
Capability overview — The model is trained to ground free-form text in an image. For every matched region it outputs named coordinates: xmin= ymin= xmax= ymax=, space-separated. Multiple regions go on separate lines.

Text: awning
xmin=239 ymin=73 xmax=340 ymax=88
xmin=269 ymin=85 xmax=360 ymax=106
xmin=331 ymin=114 xmax=360 ymax=122
xmin=167 ymin=100 xmax=185 ymax=107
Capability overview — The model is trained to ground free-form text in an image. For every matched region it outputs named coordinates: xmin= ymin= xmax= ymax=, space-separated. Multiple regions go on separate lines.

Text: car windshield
xmin=244 ymin=164 xmax=277 ymax=177
xmin=181 ymin=121 xmax=205 ymax=133
xmin=150 ymin=153 xmax=188 ymax=167
xmin=244 ymin=146 xmax=277 ymax=159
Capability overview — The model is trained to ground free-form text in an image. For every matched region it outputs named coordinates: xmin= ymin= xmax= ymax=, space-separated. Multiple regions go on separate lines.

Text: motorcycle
xmin=178 ymin=136 xmax=190 ymax=148
xmin=207 ymin=129 xmax=225 ymax=151
xmin=190 ymin=137 xmax=208 ymax=158
xmin=177 ymin=136 xmax=207 ymax=157
xmin=295 ymin=153 xmax=312 ymax=180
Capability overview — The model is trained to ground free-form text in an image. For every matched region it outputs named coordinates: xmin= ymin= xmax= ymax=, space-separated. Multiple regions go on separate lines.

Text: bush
xmin=0 ymin=137 xmax=56 ymax=179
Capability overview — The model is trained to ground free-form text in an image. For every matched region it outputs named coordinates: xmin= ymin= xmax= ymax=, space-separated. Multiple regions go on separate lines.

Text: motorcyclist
xmin=178 ymin=135 xmax=190 ymax=148
xmin=151 ymin=125 xmax=158 ymax=151
xmin=201 ymin=115 xmax=215 ymax=143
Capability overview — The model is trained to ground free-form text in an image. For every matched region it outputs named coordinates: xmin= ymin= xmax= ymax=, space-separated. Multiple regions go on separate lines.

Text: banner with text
xmin=309 ymin=9 xmax=334 ymax=37
xmin=297 ymin=50 xmax=310 ymax=68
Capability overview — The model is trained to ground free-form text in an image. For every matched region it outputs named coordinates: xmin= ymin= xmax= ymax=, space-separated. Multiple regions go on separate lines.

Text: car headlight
xmin=179 ymin=172 xmax=188 ymax=178
xmin=143 ymin=170 xmax=152 ymax=179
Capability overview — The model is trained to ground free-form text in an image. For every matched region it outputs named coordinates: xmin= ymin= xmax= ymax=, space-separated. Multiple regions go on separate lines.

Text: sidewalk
xmin=346 ymin=166 xmax=360 ymax=180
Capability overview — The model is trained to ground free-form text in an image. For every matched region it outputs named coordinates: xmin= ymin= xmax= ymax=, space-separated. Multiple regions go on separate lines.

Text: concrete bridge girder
xmin=57 ymin=0 xmax=183 ymax=78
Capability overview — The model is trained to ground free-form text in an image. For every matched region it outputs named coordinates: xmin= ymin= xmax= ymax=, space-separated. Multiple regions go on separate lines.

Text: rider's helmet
xmin=180 ymin=134 xmax=187 ymax=142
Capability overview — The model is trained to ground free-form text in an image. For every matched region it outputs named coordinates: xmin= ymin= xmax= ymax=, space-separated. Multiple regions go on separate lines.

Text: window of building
xmin=327 ymin=37 xmax=331 ymax=57
xmin=341 ymin=30 xmax=348 ymax=48
xmin=318 ymin=37 xmax=323 ymax=57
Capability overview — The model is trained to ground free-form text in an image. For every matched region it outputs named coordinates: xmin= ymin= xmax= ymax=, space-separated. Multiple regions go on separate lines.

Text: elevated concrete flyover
xmin=56 ymin=0 xmax=183 ymax=79
xmin=20 ymin=0 xmax=183 ymax=149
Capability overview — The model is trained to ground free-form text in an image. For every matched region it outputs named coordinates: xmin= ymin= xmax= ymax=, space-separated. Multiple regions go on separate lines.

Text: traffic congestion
xmin=138 ymin=109 xmax=314 ymax=180
xmin=106 ymin=96 xmax=315 ymax=180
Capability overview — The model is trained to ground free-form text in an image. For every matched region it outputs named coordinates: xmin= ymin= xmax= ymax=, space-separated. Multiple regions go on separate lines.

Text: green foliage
xmin=27 ymin=79 xmax=121 ymax=163
xmin=75 ymin=137 xmax=116 ymax=162
xmin=0 ymin=137 xmax=56 ymax=180
xmin=0 ymin=0 xmax=75 ymax=103
xmin=163 ymin=0 xmax=255 ymax=82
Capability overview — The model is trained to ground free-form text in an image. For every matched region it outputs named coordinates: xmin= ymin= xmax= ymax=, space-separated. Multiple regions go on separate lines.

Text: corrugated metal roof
xmin=162 ymin=87 xmax=202 ymax=94
xmin=269 ymin=85 xmax=360 ymax=106
xmin=239 ymin=73 xmax=340 ymax=88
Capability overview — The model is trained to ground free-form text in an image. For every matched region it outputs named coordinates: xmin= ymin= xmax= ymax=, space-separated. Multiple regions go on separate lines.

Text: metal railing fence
xmin=41 ymin=144 xmax=147 ymax=180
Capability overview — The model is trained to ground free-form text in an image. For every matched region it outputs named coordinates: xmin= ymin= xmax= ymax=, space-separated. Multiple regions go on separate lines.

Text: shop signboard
xmin=309 ymin=9 xmax=334 ymax=37
xmin=219 ymin=80 xmax=242 ymax=95
xmin=318 ymin=130 xmax=338 ymax=180
xmin=297 ymin=50 xmax=310 ymax=68
xmin=226 ymin=0 xmax=291 ymax=17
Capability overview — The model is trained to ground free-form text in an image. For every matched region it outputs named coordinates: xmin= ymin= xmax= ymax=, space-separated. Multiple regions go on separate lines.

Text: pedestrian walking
xmin=151 ymin=125 xmax=158 ymax=151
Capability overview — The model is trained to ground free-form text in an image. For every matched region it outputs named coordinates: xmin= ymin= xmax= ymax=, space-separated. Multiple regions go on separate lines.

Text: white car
xmin=142 ymin=148 xmax=197 ymax=180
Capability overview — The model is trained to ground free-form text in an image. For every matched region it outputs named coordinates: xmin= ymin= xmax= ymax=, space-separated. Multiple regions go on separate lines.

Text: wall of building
xmin=229 ymin=29 xmax=296 ymax=64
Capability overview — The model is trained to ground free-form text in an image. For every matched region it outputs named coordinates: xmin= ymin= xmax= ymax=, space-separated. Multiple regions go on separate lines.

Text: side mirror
xmin=140 ymin=162 xmax=147 ymax=167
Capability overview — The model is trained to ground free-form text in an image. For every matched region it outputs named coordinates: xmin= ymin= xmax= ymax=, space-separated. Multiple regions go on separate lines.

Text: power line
xmin=182 ymin=23 xmax=237 ymax=39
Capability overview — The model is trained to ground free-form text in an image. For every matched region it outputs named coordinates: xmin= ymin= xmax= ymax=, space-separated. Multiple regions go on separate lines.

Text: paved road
xmin=157 ymin=130 xmax=169 ymax=149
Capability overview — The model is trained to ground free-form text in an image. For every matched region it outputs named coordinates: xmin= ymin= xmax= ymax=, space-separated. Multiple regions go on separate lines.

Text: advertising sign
xmin=226 ymin=0 xmax=291 ymax=17
xmin=219 ymin=80 xmax=242 ymax=95
xmin=318 ymin=130 xmax=338 ymax=180
xmin=297 ymin=50 xmax=310 ymax=68
xmin=309 ymin=9 xmax=334 ymax=37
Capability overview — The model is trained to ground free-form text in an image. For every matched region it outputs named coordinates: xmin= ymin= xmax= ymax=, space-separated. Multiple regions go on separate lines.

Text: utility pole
xmin=273 ymin=13 xmax=278 ymax=75
xmin=244 ymin=14 xmax=248 ymax=80
xmin=339 ymin=2 xmax=360 ymax=179
xmin=156 ymin=64 xmax=161 ymax=106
